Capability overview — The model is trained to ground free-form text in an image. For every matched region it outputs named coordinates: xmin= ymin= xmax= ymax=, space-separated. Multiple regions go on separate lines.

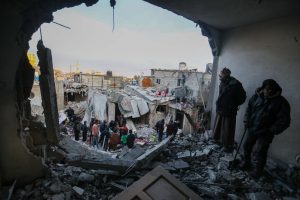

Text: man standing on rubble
xmin=241 ymin=79 xmax=290 ymax=178
xmin=213 ymin=68 xmax=246 ymax=153
xmin=81 ymin=121 xmax=88 ymax=142
xmin=166 ymin=120 xmax=175 ymax=137
xmin=155 ymin=119 xmax=165 ymax=142
xmin=127 ymin=130 xmax=135 ymax=148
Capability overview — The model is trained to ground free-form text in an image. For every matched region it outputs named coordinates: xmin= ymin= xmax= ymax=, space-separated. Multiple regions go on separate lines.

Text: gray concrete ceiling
xmin=144 ymin=0 xmax=300 ymax=29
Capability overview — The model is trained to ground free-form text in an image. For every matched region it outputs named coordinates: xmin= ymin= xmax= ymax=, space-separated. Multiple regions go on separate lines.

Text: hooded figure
xmin=240 ymin=79 xmax=290 ymax=178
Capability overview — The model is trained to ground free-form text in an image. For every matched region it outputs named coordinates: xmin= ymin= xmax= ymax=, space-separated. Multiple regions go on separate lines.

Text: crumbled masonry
xmin=8 ymin=133 xmax=300 ymax=200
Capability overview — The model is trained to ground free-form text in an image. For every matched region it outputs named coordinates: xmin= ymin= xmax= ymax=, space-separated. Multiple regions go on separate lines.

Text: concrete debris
xmin=227 ymin=193 xmax=240 ymax=200
xmin=120 ymin=145 xmax=146 ymax=160
xmin=78 ymin=172 xmax=95 ymax=182
xmin=196 ymin=185 xmax=225 ymax=198
xmin=49 ymin=181 xmax=62 ymax=194
xmin=165 ymin=159 xmax=190 ymax=170
xmin=207 ymin=169 xmax=217 ymax=182
xmin=51 ymin=193 xmax=65 ymax=200
xmin=8 ymin=130 xmax=300 ymax=200
xmin=246 ymin=192 xmax=272 ymax=200
xmin=110 ymin=182 xmax=126 ymax=191
xmin=72 ymin=186 xmax=84 ymax=196
xmin=66 ymin=101 xmax=87 ymax=119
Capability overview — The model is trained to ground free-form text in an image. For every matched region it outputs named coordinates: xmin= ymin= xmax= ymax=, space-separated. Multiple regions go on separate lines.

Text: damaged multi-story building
xmin=0 ymin=0 xmax=300 ymax=199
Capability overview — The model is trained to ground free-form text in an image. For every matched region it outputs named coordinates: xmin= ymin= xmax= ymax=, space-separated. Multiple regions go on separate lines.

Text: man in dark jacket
xmin=213 ymin=68 xmax=246 ymax=152
xmin=81 ymin=121 xmax=88 ymax=142
xmin=240 ymin=79 xmax=290 ymax=178
xmin=155 ymin=119 xmax=165 ymax=142
xmin=126 ymin=130 xmax=136 ymax=148
xmin=166 ymin=120 xmax=175 ymax=137
xmin=99 ymin=120 xmax=108 ymax=145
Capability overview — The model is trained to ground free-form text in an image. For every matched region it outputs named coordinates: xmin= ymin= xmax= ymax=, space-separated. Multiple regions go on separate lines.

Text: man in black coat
xmin=81 ymin=121 xmax=88 ymax=142
xmin=213 ymin=68 xmax=246 ymax=152
xmin=240 ymin=79 xmax=290 ymax=178
xmin=126 ymin=130 xmax=136 ymax=149
xmin=155 ymin=119 xmax=165 ymax=142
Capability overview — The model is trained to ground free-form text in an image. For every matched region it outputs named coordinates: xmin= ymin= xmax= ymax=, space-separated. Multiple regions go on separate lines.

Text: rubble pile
xmin=135 ymin=124 xmax=157 ymax=144
xmin=66 ymin=102 xmax=87 ymax=119
xmin=9 ymin=134 xmax=300 ymax=200
xmin=11 ymin=164 xmax=127 ymax=200
xmin=158 ymin=135 xmax=300 ymax=199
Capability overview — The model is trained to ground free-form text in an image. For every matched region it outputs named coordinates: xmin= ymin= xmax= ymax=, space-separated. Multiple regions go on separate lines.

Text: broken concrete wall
xmin=0 ymin=3 xmax=45 ymax=185
xmin=212 ymin=14 xmax=300 ymax=165
xmin=0 ymin=0 xmax=99 ymax=185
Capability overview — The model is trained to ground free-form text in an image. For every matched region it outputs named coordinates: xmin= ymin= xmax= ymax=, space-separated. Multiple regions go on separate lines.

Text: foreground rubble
xmin=7 ymin=134 xmax=300 ymax=200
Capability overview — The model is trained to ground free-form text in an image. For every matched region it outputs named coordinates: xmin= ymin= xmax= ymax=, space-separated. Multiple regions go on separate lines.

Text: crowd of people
xmin=61 ymin=110 xmax=136 ymax=151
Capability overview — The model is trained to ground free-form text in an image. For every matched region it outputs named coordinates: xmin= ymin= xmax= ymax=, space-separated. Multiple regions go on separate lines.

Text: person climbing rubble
xmin=155 ymin=119 xmax=165 ymax=142
xmin=212 ymin=67 xmax=246 ymax=153
xmin=240 ymin=79 xmax=291 ymax=178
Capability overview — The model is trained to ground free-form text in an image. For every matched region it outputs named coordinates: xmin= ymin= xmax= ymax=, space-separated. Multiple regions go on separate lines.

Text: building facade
xmin=151 ymin=69 xmax=211 ymax=104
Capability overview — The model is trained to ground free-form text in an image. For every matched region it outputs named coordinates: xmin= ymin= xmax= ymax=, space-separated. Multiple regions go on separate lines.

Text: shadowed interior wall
xmin=212 ymin=14 xmax=300 ymax=165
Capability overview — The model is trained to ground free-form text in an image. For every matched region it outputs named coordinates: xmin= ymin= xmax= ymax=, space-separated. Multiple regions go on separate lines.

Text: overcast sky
xmin=29 ymin=0 xmax=213 ymax=77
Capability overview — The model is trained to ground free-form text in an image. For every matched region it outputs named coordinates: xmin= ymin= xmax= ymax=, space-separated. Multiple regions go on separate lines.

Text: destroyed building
xmin=0 ymin=0 xmax=300 ymax=200
xmin=74 ymin=72 xmax=124 ymax=89
xmin=151 ymin=66 xmax=211 ymax=104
